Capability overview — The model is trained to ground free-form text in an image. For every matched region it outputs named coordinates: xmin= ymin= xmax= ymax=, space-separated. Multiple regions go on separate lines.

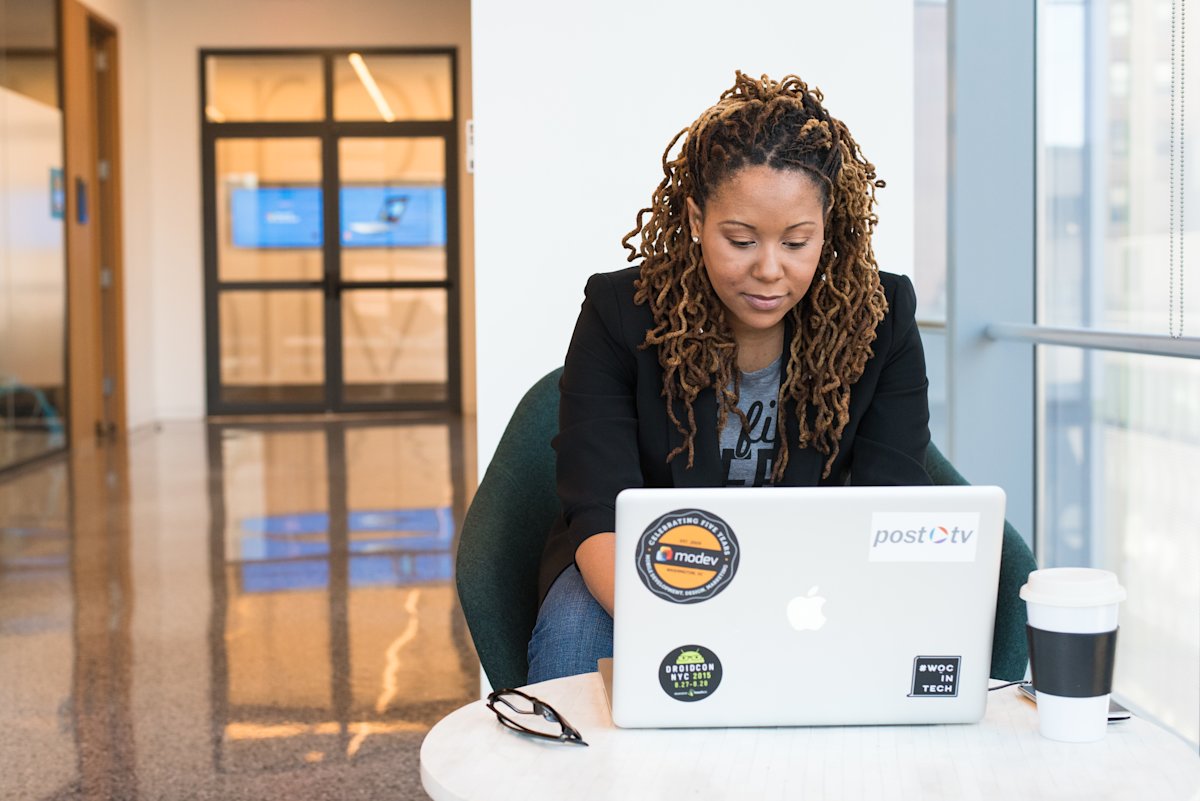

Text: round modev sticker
xmin=635 ymin=508 xmax=739 ymax=603
xmin=659 ymin=645 xmax=723 ymax=702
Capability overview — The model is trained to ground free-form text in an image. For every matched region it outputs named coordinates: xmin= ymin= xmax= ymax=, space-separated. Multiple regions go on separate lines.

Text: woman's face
xmin=687 ymin=165 xmax=826 ymax=343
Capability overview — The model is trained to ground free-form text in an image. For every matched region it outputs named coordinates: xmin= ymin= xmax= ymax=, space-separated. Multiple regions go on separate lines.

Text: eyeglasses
xmin=485 ymin=688 xmax=588 ymax=746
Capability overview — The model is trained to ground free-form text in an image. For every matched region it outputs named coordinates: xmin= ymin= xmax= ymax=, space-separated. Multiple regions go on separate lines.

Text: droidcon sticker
xmin=659 ymin=645 xmax=723 ymax=702
xmin=635 ymin=508 xmax=739 ymax=603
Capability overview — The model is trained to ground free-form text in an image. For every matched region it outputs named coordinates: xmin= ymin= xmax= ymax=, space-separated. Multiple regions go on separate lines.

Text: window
xmin=1038 ymin=0 xmax=1198 ymax=744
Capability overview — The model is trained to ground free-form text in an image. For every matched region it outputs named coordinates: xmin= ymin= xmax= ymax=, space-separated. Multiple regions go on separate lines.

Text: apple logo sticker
xmin=786 ymin=585 xmax=828 ymax=631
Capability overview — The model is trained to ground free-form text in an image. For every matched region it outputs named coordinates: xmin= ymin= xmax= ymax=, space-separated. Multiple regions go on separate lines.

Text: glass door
xmin=213 ymin=137 xmax=326 ymax=407
xmin=336 ymin=137 xmax=451 ymax=407
xmin=202 ymin=49 xmax=459 ymax=415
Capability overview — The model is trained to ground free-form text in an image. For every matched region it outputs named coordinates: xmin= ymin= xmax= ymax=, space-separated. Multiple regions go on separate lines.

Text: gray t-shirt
xmin=720 ymin=355 xmax=782 ymax=486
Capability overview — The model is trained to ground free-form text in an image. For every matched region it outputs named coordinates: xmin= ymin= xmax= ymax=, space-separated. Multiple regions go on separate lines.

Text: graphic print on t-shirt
xmin=721 ymin=354 xmax=783 ymax=487
xmin=722 ymin=397 xmax=778 ymax=486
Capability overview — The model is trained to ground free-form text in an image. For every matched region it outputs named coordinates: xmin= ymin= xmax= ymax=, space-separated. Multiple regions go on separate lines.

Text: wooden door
xmin=62 ymin=0 xmax=126 ymax=446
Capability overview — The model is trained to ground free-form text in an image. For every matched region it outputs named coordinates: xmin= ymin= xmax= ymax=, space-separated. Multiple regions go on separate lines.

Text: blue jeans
xmin=526 ymin=565 xmax=613 ymax=684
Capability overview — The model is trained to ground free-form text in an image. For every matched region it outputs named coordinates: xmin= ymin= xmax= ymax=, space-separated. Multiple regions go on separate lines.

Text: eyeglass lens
xmin=491 ymin=692 xmax=570 ymax=738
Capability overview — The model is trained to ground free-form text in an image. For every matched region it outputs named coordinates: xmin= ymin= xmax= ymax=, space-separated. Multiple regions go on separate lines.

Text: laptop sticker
xmin=908 ymin=656 xmax=961 ymax=697
xmin=786 ymin=586 xmax=828 ymax=631
xmin=869 ymin=513 xmax=981 ymax=562
xmin=659 ymin=645 xmax=723 ymax=702
xmin=635 ymin=508 xmax=740 ymax=603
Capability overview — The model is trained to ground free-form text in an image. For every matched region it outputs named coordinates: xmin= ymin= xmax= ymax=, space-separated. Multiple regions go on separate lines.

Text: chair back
xmin=924 ymin=442 xmax=1037 ymax=680
xmin=457 ymin=369 xmax=1036 ymax=689
xmin=457 ymin=368 xmax=563 ymax=690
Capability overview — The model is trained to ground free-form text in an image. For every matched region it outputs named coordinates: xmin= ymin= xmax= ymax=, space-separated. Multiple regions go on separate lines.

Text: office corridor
xmin=0 ymin=419 xmax=479 ymax=800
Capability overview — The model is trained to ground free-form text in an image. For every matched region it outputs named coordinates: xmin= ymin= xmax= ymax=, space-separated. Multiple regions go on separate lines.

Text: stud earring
xmin=692 ymin=235 xmax=700 ymax=244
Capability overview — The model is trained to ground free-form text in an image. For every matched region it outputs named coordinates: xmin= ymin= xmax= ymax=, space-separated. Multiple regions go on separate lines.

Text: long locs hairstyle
xmin=623 ymin=72 xmax=887 ymax=481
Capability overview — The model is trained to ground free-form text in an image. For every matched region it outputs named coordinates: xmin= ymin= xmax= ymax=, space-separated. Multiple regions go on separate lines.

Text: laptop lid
xmin=611 ymin=485 xmax=1006 ymax=728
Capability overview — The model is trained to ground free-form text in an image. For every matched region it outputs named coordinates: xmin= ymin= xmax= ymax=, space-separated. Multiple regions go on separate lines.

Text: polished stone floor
xmin=0 ymin=418 xmax=479 ymax=800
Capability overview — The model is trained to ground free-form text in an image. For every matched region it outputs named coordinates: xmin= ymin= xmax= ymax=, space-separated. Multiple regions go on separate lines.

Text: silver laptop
xmin=610 ymin=485 xmax=1006 ymax=728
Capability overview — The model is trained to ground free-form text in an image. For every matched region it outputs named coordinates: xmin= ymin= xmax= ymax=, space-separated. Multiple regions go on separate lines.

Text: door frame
xmin=62 ymin=0 xmax=127 ymax=445
xmin=200 ymin=47 xmax=461 ymax=416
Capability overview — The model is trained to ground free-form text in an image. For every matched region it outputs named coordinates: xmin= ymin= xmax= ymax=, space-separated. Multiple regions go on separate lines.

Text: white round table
xmin=421 ymin=673 xmax=1200 ymax=801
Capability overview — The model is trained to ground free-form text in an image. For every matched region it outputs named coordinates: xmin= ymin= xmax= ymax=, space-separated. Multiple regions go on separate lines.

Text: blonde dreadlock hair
xmin=622 ymin=72 xmax=887 ymax=481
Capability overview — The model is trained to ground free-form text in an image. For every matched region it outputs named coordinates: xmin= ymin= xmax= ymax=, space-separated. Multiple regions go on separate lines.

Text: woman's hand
xmin=575 ymin=532 xmax=616 ymax=616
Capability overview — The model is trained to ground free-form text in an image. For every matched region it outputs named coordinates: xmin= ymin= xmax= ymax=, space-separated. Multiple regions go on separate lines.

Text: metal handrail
xmin=985 ymin=323 xmax=1200 ymax=359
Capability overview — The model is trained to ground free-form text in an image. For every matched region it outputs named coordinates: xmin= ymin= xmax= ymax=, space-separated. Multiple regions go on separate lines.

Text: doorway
xmin=201 ymin=50 xmax=461 ymax=415
xmin=63 ymin=0 xmax=127 ymax=446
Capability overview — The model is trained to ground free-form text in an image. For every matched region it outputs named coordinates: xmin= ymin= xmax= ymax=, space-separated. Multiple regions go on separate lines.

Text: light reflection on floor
xmin=0 ymin=418 xmax=478 ymax=800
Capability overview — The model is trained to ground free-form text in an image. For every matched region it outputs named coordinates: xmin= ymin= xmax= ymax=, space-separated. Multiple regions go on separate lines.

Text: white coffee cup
xmin=1019 ymin=568 xmax=1127 ymax=743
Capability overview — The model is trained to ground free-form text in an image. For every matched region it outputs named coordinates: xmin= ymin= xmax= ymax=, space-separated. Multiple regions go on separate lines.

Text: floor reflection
xmin=0 ymin=417 xmax=478 ymax=800
xmin=0 ymin=458 xmax=74 ymax=800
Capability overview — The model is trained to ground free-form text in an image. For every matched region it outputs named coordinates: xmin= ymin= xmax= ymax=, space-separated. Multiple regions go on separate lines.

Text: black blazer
xmin=538 ymin=266 xmax=932 ymax=601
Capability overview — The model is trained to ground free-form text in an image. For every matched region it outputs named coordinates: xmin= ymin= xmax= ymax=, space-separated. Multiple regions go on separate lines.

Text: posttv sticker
xmin=635 ymin=508 xmax=739 ymax=603
xmin=868 ymin=513 xmax=980 ymax=562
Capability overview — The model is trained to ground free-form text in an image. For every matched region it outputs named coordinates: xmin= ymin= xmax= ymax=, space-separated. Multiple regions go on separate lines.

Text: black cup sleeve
xmin=1026 ymin=625 xmax=1118 ymax=698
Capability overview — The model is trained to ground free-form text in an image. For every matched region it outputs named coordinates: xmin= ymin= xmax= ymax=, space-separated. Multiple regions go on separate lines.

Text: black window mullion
xmin=201 ymin=52 xmax=221 ymax=414
xmin=206 ymin=124 xmax=454 ymax=138
xmin=322 ymin=53 xmax=342 ymax=412
xmin=331 ymin=121 xmax=454 ymax=137
xmin=336 ymin=280 xmax=451 ymax=291
xmin=445 ymin=51 xmax=462 ymax=412
xmin=201 ymin=122 xmax=327 ymax=138
xmin=216 ymin=280 xmax=324 ymax=292
xmin=324 ymin=51 xmax=335 ymax=122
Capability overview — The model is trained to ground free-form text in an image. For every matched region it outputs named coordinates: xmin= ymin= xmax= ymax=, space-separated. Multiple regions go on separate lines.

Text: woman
xmin=528 ymin=72 xmax=931 ymax=682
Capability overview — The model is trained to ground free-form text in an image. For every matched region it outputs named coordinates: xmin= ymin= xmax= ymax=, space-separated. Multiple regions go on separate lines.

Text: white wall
xmin=85 ymin=0 xmax=473 ymax=425
xmin=472 ymin=1 xmax=915 ymax=471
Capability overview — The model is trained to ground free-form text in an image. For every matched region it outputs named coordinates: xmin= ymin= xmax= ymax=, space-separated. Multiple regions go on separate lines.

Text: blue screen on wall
xmin=340 ymin=186 xmax=447 ymax=248
xmin=230 ymin=187 xmax=322 ymax=248
xmin=230 ymin=185 xmax=446 ymax=249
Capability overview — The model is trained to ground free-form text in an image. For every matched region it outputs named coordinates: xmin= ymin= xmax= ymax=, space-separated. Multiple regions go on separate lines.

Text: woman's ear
xmin=685 ymin=197 xmax=703 ymax=240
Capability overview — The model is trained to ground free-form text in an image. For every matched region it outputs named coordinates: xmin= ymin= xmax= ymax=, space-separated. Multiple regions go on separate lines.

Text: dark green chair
xmin=457 ymin=367 xmax=1037 ymax=690
xmin=924 ymin=447 xmax=1038 ymax=681
xmin=456 ymin=369 xmax=563 ymax=691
